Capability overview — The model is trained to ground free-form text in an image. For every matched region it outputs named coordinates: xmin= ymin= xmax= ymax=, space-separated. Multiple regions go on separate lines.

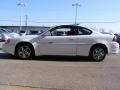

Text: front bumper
xmin=2 ymin=44 xmax=15 ymax=55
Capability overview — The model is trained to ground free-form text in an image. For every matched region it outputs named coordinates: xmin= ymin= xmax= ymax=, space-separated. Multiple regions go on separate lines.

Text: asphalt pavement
xmin=0 ymin=50 xmax=120 ymax=90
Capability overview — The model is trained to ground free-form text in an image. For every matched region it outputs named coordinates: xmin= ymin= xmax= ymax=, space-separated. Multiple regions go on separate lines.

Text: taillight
xmin=5 ymin=39 xmax=10 ymax=44
xmin=112 ymin=36 xmax=117 ymax=42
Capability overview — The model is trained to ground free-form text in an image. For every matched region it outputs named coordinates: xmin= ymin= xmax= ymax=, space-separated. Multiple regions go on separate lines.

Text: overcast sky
xmin=0 ymin=0 xmax=120 ymax=33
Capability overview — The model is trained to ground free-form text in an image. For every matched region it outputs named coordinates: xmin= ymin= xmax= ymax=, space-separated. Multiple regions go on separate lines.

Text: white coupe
xmin=2 ymin=25 xmax=119 ymax=61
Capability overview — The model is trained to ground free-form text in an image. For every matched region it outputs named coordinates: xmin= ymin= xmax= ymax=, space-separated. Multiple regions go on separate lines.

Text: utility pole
xmin=17 ymin=2 xmax=25 ymax=30
xmin=72 ymin=3 xmax=81 ymax=24
xmin=25 ymin=15 xmax=28 ymax=26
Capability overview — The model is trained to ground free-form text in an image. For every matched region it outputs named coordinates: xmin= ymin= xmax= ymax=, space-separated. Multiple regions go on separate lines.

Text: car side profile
xmin=2 ymin=25 xmax=119 ymax=61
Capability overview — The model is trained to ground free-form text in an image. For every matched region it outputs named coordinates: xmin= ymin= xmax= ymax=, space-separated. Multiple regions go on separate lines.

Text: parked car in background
xmin=100 ymin=32 xmax=114 ymax=35
xmin=114 ymin=33 xmax=120 ymax=45
xmin=2 ymin=25 xmax=119 ymax=61
xmin=19 ymin=30 xmax=27 ymax=36
xmin=19 ymin=30 xmax=42 ymax=36
xmin=0 ymin=29 xmax=13 ymax=41
xmin=27 ymin=30 xmax=42 ymax=35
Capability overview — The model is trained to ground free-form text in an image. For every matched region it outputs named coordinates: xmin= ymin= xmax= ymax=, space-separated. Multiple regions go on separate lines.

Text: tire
xmin=15 ymin=43 xmax=35 ymax=59
xmin=89 ymin=46 xmax=107 ymax=62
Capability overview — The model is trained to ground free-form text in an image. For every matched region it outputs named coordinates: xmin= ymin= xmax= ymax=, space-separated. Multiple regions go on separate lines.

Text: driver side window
xmin=51 ymin=28 xmax=71 ymax=36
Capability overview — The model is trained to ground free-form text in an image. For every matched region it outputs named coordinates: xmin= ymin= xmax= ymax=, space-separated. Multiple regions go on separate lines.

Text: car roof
xmin=55 ymin=25 xmax=79 ymax=27
xmin=51 ymin=25 xmax=84 ymax=29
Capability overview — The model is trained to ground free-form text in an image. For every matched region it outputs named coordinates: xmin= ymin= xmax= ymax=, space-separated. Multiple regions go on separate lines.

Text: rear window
xmin=78 ymin=27 xmax=92 ymax=35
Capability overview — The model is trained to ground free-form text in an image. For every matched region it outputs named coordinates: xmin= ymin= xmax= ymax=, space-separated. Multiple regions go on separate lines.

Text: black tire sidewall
xmin=90 ymin=46 xmax=106 ymax=62
xmin=15 ymin=44 xmax=34 ymax=59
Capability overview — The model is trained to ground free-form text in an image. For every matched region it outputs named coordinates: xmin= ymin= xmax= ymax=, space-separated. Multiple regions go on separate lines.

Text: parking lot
xmin=0 ymin=50 xmax=120 ymax=90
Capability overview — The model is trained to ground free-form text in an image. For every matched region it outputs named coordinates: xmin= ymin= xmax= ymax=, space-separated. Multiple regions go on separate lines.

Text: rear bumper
xmin=108 ymin=42 xmax=119 ymax=54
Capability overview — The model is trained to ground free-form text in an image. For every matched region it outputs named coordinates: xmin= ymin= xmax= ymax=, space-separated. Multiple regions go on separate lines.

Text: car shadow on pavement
xmin=33 ymin=55 xmax=94 ymax=62
xmin=0 ymin=53 xmax=15 ymax=59
xmin=0 ymin=52 xmax=95 ymax=62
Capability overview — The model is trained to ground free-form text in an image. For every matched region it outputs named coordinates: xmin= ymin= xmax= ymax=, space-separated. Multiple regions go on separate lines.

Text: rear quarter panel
xmin=76 ymin=34 xmax=114 ymax=56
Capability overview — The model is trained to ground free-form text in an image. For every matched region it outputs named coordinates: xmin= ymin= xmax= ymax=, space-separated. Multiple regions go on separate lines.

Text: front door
xmin=38 ymin=26 xmax=77 ymax=55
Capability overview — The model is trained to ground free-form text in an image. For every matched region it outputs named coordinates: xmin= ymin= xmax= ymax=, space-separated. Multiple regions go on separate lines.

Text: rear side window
xmin=78 ymin=27 xmax=92 ymax=35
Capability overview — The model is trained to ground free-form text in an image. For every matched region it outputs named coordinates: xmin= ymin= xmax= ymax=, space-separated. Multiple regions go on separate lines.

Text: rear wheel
xmin=15 ymin=44 xmax=34 ymax=59
xmin=89 ymin=46 xmax=107 ymax=61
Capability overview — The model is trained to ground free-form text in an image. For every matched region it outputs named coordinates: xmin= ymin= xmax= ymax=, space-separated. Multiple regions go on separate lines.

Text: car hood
xmin=16 ymin=30 xmax=49 ymax=42
xmin=16 ymin=35 xmax=40 ymax=41
xmin=2 ymin=33 xmax=20 ymax=40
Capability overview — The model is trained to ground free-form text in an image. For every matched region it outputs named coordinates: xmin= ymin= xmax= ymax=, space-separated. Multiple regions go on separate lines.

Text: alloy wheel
xmin=17 ymin=45 xmax=32 ymax=59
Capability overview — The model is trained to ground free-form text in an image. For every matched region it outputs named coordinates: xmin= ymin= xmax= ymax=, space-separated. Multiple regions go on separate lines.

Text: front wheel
xmin=15 ymin=44 xmax=34 ymax=59
xmin=89 ymin=46 xmax=107 ymax=62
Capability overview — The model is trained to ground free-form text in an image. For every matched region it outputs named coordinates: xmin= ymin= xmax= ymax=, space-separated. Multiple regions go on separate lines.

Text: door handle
xmin=69 ymin=38 xmax=74 ymax=40
xmin=48 ymin=41 xmax=53 ymax=44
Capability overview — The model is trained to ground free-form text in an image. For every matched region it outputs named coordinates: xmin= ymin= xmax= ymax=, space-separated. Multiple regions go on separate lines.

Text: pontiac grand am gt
xmin=2 ymin=25 xmax=119 ymax=61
